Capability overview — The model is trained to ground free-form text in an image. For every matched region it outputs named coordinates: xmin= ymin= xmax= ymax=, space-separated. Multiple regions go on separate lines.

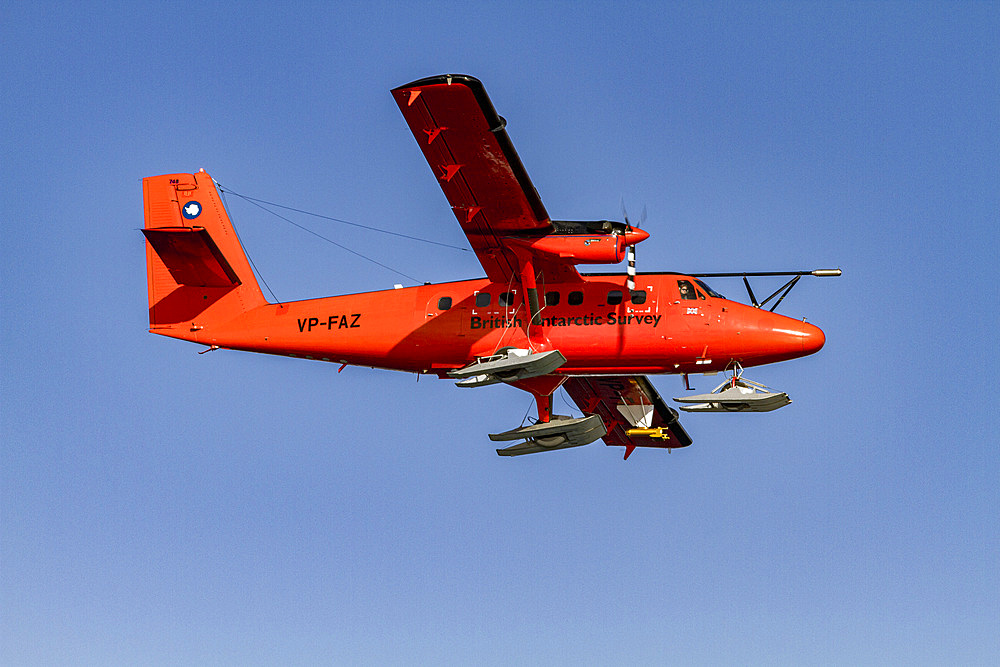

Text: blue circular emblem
xmin=181 ymin=200 xmax=203 ymax=219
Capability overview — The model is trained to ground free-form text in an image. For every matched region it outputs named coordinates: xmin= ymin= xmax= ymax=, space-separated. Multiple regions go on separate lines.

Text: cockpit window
xmin=677 ymin=280 xmax=697 ymax=300
xmin=695 ymin=279 xmax=725 ymax=299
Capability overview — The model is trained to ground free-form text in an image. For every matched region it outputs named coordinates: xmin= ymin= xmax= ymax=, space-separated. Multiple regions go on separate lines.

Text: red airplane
xmin=141 ymin=74 xmax=838 ymax=459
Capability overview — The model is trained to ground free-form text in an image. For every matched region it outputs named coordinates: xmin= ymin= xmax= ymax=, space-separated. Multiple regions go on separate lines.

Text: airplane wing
xmin=563 ymin=376 xmax=693 ymax=459
xmin=392 ymin=74 xmax=583 ymax=284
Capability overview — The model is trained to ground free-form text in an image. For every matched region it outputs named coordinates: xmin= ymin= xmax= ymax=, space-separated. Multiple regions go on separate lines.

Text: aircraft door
xmin=669 ymin=278 xmax=716 ymax=364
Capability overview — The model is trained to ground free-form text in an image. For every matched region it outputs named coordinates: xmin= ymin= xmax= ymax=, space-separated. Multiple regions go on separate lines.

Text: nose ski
xmin=674 ymin=365 xmax=791 ymax=413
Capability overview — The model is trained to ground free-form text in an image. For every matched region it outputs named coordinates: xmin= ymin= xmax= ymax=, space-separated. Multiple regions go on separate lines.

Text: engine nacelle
xmin=504 ymin=229 xmax=647 ymax=264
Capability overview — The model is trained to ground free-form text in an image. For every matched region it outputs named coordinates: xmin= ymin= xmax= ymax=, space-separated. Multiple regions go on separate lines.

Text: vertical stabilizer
xmin=142 ymin=171 xmax=266 ymax=339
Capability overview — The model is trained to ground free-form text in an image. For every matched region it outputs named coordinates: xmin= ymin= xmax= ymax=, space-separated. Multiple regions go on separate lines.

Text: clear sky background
xmin=2 ymin=2 xmax=998 ymax=664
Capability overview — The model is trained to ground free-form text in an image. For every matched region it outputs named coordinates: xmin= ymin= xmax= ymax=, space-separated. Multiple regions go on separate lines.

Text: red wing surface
xmin=393 ymin=74 xmax=582 ymax=284
xmin=563 ymin=376 xmax=693 ymax=459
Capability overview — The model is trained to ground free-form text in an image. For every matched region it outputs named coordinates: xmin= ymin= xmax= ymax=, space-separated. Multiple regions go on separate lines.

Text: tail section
xmin=142 ymin=171 xmax=267 ymax=340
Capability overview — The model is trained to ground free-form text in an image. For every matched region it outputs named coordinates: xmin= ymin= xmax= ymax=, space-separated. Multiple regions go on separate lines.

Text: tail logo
xmin=181 ymin=201 xmax=202 ymax=219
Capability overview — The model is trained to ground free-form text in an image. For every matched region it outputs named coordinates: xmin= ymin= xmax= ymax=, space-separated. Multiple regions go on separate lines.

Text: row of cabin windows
xmin=547 ymin=289 xmax=648 ymax=306
xmin=438 ymin=280 xmax=722 ymax=311
xmin=438 ymin=289 xmax=648 ymax=311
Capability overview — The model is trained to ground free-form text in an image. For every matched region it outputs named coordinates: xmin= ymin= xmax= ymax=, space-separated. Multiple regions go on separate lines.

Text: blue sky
xmin=2 ymin=1 xmax=998 ymax=664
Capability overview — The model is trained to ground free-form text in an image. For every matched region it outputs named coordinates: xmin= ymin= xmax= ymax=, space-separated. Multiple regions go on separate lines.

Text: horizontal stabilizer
xmin=142 ymin=227 xmax=241 ymax=288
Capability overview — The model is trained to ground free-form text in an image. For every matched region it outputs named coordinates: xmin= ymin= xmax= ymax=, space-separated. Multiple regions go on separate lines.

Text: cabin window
xmin=568 ymin=291 xmax=584 ymax=306
xmin=678 ymin=280 xmax=697 ymax=300
xmin=630 ymin=290 xmax=647 ymax=305
xmin=499 ymin=292 xmax=514 ymax=308
xmin=475 ymin=292 xmax=490 ymax=307
xmin=437 ymin=297 xmax=452 ymax=310
xmin=607 ymin=290 xmax=623 ymax=305
xmin=545 ymin=291 xmax=560 ymax=306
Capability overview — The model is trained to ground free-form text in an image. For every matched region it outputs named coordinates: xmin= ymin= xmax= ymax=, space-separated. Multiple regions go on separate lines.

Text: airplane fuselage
xmin=157 ymin=272 xmax=825 ymax=377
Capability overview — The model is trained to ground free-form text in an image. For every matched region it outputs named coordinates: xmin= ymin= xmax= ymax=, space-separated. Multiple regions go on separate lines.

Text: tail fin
xmin=142 ymin=171 xmax=267 ymax=340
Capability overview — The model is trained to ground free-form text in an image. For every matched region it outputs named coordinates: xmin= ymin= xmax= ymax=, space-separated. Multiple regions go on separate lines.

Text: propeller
xmin=621 ymin=201 xmax=647 ymax=293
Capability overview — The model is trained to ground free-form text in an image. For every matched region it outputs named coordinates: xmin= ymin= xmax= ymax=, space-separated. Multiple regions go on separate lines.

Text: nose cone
xmin=799 ymin=321 xmax=826 ymax=355
xmin=748 ymin=311 xmax=827 ymax=363
xmin=624 ymin=228 xmax=649 ymax=245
